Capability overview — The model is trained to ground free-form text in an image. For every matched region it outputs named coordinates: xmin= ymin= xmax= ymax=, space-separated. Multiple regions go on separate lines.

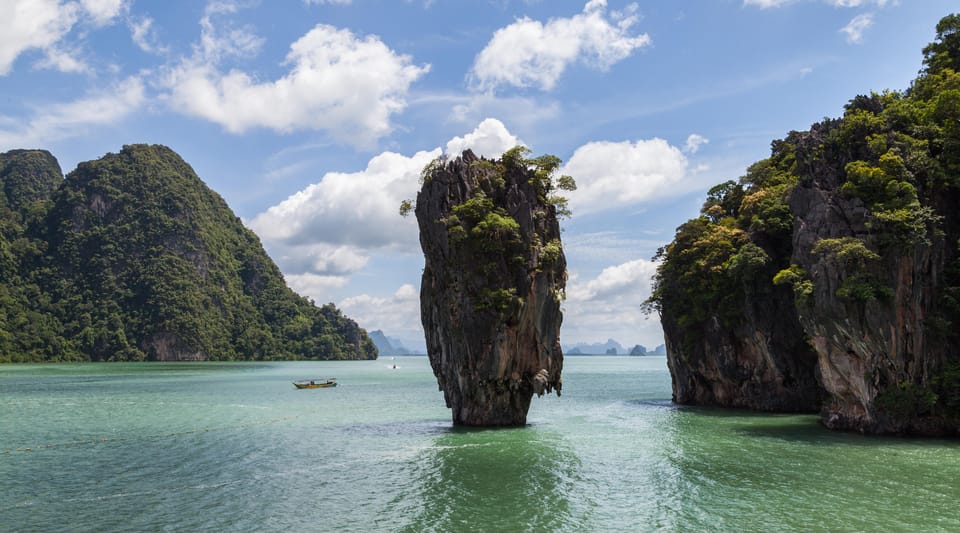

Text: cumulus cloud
xmin=163 ymin=14 xmax=428 ymax=145
xmin=563 ymin=259 xmax=663 ymax=347
xmin=284 ymin=273 xmax=350 ymax=304
xmin=0 ymin=0 xmax=127 ymax=75
xmin=840 ymin=13 xmax=873 ymax=44
xmin=684 ymin=133 xmax=709 ymax=154
xmin=339 ymin=284 xmax=423 ymax=340
xmin=249 ymin=148 xmax=439 ymax=250
xmin=0 ymin=76 xmax=145 ymax=150
xmin=469 ymin=0 xmax=651 ymax=91
xmin=444 ymin=117 xmax=524 ymax=158
xmin=80 ymin=0 xmax=128 ymax=25
xmin=561 ymin=138 xmax=690 ymax=215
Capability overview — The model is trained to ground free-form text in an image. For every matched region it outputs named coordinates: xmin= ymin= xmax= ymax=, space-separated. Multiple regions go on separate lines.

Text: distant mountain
xmin=369 ymin=329 xmax=424 ymax=355
xmin=0 ymin=144 xmax=377 ymax=362
xmin=629 ymin=343 xmax=667 ymax=356
xmin=564 ymin=338 xmax=625 ymax=355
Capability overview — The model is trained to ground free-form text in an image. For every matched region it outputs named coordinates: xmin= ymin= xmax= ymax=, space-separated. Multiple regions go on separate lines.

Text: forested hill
xmin=0 ymin=144 xmax=377 ymax=362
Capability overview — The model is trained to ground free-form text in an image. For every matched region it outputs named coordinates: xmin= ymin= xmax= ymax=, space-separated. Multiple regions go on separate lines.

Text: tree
xmin=923 ymin=14 xmax=960 ymax=74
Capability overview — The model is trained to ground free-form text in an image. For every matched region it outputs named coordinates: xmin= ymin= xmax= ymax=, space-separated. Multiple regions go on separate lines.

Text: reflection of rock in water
xmin=401 ymin=429 xmax=578 ymax=531
xmin=414 ymin=149 xmax=567 ymax=426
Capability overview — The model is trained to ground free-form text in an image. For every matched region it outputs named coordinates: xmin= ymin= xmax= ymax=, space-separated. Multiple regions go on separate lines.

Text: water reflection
xmin=397 ymin=427 xmax=581 ymax=532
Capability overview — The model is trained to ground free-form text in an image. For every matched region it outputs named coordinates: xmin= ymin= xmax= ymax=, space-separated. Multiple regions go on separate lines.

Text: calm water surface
xmin=2 ymin=356 xmax=958 ymax=531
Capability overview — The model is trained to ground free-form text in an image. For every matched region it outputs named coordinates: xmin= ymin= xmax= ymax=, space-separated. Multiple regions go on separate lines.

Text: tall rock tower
xmin=414 ymin=148 xmax=570 ymax=426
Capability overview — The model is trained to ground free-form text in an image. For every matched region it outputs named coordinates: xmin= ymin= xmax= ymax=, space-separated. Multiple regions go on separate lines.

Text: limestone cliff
xmin=415 ymin=148 xmax=568 ymax=426
xmin=654 ymin=164 xmax=821 ymax=412
xmin=788 ymin=117 xmax=960 ymax=435
xmin=650 ymin=15 xmax=960 ymax=435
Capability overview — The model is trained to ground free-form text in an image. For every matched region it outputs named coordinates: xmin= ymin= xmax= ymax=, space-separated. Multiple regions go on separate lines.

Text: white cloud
xmin=683 ymin=133 xmax=709 ymax=154
xmin=163 ymin=14 xmax=428 ymax=145
xmin=0 ymin=0 xmax=128 ymax=75
xmin=742 ymin=0 xmax=792 ymax=7
xmin=745 ymin=0 xmax=892 ymax=7
xmin=444 ymin=92 xmax=562 ymax=132
xmin=272 ymin=243 xmax=371 ymax=276
xmin=444 ymin=118 xmax=524 ymax=158
xmin=284 ymin=273 xmax=350 ymax=304
xmin=34 ymin=46 xmax=89 ymax=74
xmin=827 ymin=0 xmax=893 ymax=6
xmin=248 ymin=147 xmax=441 ymax=265
xmin=129 ymin=16 xmax=168 ymax=54
xmin=0 ymin=0 xmax=79 ymax=75
xmin=469 ymin=0 xmax=651 ymax=91
xmin=0 ymin=76 xmax=145 ymax=150
xmin=561 ymin=138 xmax=690 ymax=215
xmin=568 ymin=259 xmax=657 ymax=303
xmin=840 ymin=13 xmax=873 ymax=44
xmin=339 ymin=284 xmax=423 ymax=339
xmin=563 ymin=259 xmax=663 ymax=347
xmin=80 ymin=0 xmax=128 ymax=26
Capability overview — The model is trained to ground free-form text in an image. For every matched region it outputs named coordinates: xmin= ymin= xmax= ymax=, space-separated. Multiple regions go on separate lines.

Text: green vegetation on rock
xmin=648 ymin=13 xmax=960 ymax=434
xmin=0 ymin=144 xmax=376 ymax=362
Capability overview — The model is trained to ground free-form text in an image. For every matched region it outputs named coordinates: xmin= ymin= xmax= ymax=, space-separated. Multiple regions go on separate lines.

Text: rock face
xmin=652 ymin=15 xmax=960 ymax=434
xmin=788 ymin=123 xmax=960 ymax=435
xmin=415 ymin=149 xmax=566 ymax=426
xmin=659 ymin=241 xmax=821 ymax=413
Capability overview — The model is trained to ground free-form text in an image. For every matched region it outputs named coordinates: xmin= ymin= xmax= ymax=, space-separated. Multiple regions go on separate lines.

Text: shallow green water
xmin=1 ymin=356 xmax=958 ymax=532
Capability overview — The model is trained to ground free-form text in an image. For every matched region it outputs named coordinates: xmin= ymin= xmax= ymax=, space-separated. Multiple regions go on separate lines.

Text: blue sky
xmin=1 ymin=0 xmax=954 ymax=351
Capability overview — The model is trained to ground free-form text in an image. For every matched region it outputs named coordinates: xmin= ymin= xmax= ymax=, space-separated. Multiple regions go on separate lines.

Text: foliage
xmin=399 ymin=199 xmax=413 ymax=217
xmin=812 ymin=237 xmax=893 ymax=302
xmin=922 ymin=13 xmax=960 ymax=75
xmin=423 ymin=147 xmax=570 ymax=316
xmin=646 ymin=134 xmax=800 ymax=345
xmin=875 ymin=380 xmax=939 ymax=419
xmin=0 ymin=145 xmax=376 ymax=363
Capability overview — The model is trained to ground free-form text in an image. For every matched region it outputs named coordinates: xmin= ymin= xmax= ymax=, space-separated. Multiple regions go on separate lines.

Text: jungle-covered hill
xmin=0 ymin=144 xmax=377 ymax=362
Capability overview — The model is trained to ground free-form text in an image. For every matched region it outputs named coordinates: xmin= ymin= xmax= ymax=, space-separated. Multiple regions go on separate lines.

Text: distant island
xmin=368 ymin=329 xmax=424 ymax=355
xmin=563 ymin=339 xmax=665 ymax=355
xmin=0 ymin=145 xmax=377 ymax=363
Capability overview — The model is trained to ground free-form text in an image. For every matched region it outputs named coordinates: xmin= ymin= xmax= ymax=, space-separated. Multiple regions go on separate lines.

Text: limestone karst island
xmin=647 ymin=14 xmax=960 ymax=437
xmin=412 ymin=148 xmax=571 ymax=426
xmin=3 ymin=4 xmax=960 ymax=531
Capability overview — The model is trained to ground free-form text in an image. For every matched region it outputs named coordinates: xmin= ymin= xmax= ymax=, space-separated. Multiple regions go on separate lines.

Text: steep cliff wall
xmin=788 ymin=106 xmax=960 ymax=435
xmin=653 ymin=145 xmax=821 ymax=413
xmin=651 ymin=15 xmax=960 ymax=435
xmin=415 ymin=148 xmax=568 ymax=426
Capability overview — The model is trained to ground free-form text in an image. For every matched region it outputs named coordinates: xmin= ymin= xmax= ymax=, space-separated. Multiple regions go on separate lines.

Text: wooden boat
xmin=293 ymin=378 xmax=338 ymax=389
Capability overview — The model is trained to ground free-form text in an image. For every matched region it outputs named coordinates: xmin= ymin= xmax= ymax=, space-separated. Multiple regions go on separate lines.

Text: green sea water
xmin=1 ymin=356 xmax=958 ymax=532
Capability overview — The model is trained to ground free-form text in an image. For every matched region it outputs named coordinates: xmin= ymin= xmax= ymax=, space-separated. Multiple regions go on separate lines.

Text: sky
xmin=0 ymin=0 xmax=955 ymax=352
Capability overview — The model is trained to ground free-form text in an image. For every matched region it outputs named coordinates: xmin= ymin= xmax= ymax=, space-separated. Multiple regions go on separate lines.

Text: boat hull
xmin=293 ymin=380 xmax=337 ymax=389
